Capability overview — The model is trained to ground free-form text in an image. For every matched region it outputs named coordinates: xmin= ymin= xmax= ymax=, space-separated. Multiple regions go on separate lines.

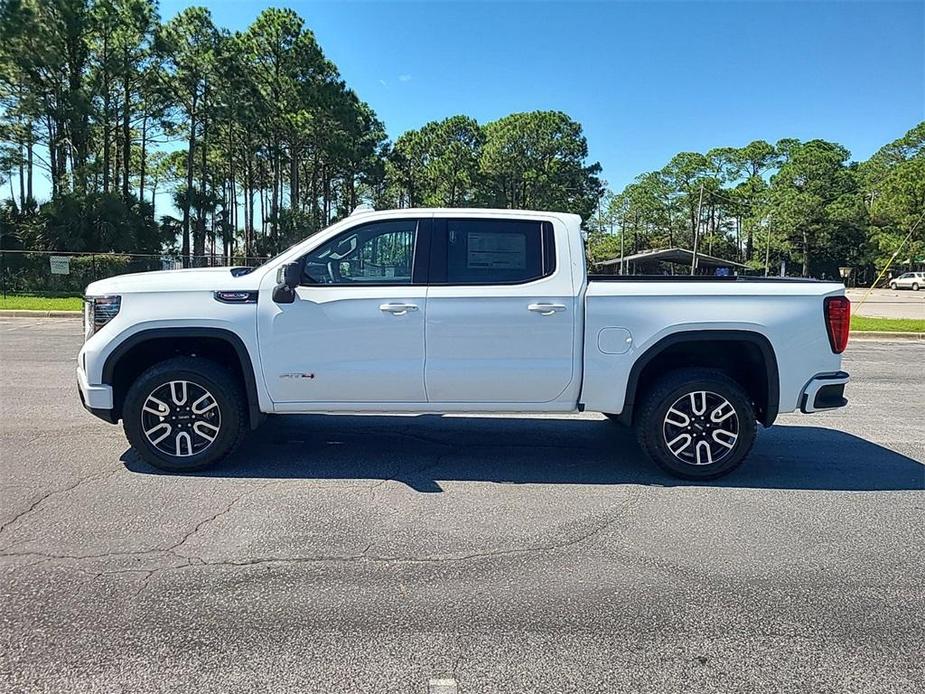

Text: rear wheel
xmin=123 ymin=356 xmax=248 ymax=472
xmin=913 ymin=283 xmax=920 ymax=291
xmin=635 ymin=368 xmax=756 ymax=479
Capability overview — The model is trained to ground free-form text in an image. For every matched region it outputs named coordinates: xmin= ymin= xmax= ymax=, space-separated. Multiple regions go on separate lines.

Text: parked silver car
xmin=889 ymin=272 xmax=923 ymax=291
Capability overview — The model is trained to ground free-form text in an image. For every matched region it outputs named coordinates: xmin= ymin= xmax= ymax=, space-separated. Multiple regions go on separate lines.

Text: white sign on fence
xmin=49 ymin=256 xmax=71 ymax=275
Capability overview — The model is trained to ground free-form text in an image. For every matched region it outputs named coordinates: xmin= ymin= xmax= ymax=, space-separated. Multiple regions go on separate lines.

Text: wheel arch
xmin=102 ymin=327 xmax=263 ymax=429
xmin=618 ymin=330 xmax=780 ymax=428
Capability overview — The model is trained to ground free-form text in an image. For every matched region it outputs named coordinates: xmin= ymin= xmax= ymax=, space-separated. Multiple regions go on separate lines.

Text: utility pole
xmin=597 ymin=190 xmax=604 ymax=234
xmin=619 ymin=211 xmax=626 ymax=275
xmin=764 ymin=214 xmax=773 ymax=277
xmin=690 ymin=182 xmax=704 ymax=275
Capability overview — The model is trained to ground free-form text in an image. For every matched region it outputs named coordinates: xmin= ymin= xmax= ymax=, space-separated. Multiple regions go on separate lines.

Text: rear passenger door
xmin=424 ymin=217 xmax=577 ymax=404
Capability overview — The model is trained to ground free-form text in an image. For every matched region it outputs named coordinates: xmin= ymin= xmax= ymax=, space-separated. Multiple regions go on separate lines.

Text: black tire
xmin=890 ymin=282 xmax=898 ymax=290
xmin=123 ymin=356 xmax=248 ymax=472
xmin=635 ymin=368 xmax=757 ymax=480
xmin=913 ymin=283 xmax=920 ymax=291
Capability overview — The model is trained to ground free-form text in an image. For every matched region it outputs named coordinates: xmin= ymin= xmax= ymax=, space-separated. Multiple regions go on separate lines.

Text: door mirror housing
xmin=273 ymin=261 xmax=303 ymax=304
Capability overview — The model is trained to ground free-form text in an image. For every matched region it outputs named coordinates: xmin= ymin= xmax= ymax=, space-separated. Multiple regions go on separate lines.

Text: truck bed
xmin=581 ymin=275 xmax=846 ymax=418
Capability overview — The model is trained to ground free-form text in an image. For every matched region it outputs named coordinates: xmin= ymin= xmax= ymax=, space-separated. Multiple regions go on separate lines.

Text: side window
xmin=301 ymin=220 xmax=418 ymax=285
xmin=433 ymin=219 xmax=554 ymax=285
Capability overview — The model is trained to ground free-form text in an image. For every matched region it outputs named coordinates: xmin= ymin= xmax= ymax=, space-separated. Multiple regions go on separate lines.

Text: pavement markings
xmin=428 ymin=677 xmax=459 ymax=694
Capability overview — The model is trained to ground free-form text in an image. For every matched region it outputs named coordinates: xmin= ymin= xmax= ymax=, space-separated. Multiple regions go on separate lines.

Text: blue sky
xmin=157 ymin=0 xmax=923 ymax=190
xmin=16 ymin=1 xmax=925 ymax=205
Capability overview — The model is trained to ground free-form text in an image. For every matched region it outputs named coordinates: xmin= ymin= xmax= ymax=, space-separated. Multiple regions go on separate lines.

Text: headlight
xmin=84 ymin=296 xmax=121 ymax=338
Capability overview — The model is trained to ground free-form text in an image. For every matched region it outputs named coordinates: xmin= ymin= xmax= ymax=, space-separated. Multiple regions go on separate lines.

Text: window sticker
xmin=467 ymin=232 xmax=526 ymax=270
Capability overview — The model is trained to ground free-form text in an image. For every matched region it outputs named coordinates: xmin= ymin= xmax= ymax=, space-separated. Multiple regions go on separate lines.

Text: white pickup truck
xmin=78 ymin=207 xmax=851 ymax=479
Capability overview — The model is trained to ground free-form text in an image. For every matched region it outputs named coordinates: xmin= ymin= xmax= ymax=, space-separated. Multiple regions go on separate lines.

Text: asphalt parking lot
xmin=1 ymin=317 xmax=923 ymax=693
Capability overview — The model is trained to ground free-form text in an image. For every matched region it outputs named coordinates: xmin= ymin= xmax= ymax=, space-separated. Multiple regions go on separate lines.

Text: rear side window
xmin=430 ymin=219 xmax=555 ymax=285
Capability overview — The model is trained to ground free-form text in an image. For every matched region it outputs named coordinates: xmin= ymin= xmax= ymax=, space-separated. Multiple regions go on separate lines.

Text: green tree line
xmin=0 ymin=1 xmax=921 ymax=282
xmin=383 ymin=112 xmax=602 ymax=218
xmin=0 ymin=0 xmax=602 ymax=263
xmin=0 ymin=1 xmax=390 ymax=260
xmin=588 ymin=125 xmax=925 ymax=280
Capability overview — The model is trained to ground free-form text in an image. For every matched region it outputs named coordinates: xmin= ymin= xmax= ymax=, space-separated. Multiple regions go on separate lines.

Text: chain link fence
xmin=0 ymin=250 xmax=269 ymax=298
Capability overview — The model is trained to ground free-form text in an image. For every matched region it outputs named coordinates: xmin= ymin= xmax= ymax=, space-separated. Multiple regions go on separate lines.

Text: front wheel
xmin=123 ymin=356 xmax=248 ymax=472
xmin=890 ymin=282 xmax=898 ymax=290
xmin=635 ymin=368 xmax=757 ymax=480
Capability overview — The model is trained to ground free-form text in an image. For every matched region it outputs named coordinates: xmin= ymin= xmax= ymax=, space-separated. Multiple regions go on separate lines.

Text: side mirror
xmin=272 ymin=261 xmax=302 ymax=304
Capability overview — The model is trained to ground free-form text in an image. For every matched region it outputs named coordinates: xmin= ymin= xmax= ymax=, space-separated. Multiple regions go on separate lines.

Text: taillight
xmin=824 ymin=296 xmax=850 ymax=354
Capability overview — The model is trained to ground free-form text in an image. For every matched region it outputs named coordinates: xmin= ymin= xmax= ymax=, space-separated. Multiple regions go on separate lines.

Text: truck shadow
xmin=121 ymin=414 xmax=924 ymax=492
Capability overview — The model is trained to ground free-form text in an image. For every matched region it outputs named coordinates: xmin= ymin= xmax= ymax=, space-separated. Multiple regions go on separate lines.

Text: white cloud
xmin=398 ymin=74 xmax=412 ymax=82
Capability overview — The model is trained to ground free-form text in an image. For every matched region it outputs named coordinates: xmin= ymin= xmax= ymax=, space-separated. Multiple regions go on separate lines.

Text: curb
xmin=850 ymin=331 xmax=925 ymax=341
xmin=0 ymin=309 xmax=81 ymax=318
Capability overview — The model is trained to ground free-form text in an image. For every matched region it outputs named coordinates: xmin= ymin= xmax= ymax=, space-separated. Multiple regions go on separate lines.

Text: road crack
xmin=161 ymin=479 xmax=283 ymax=557
xmin=194 ymin=486 xmax=644 ymax=568
xmin=0 ymin=467 xmax=121 ymax=540
xmin=1 ymin=480 xmax=647 ymax=578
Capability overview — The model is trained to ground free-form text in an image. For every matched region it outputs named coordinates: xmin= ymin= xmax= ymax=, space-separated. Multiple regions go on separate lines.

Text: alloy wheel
xmin=662 ymin=390 xmax=739 ymax=466
xmin=141 ymin=380 xmax=222 ymax=458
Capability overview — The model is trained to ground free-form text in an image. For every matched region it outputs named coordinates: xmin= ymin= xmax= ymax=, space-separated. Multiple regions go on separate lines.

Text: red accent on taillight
xmin=824 ymin=296 xmax=850 ymax=354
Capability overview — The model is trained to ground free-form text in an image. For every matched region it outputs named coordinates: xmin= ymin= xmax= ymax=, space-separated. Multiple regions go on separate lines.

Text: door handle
xmin=528 ymin=303 xmax=567 ymax=316
xmin=379 ymin=303 xmax=419 ymax=316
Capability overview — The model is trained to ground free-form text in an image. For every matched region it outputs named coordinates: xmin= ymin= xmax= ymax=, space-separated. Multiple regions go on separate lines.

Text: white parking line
xmin=1 ymin=320 xmax=45 ymax=332
xmin=428 ymin=677 xmax=458 ymax=694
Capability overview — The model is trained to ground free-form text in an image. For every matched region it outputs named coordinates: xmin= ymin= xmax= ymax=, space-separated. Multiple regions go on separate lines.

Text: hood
xmin=85 ymin=266 xmax=265 ymax=295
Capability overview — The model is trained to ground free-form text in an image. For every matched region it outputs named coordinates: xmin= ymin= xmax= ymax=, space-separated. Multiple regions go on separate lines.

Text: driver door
xmin=258 ymin=217 xmax=430 ymax=406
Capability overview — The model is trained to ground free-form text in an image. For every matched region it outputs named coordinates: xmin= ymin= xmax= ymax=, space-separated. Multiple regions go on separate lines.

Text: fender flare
xmin=102 ymin=327 xmax=263 ymax=429
xmin=620 ymin=330 xmax=780 ymax=427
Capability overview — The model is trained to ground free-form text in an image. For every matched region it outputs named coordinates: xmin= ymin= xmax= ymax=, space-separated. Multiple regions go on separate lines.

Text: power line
xmin=853 ymin=208 xmax=925 ymax=313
